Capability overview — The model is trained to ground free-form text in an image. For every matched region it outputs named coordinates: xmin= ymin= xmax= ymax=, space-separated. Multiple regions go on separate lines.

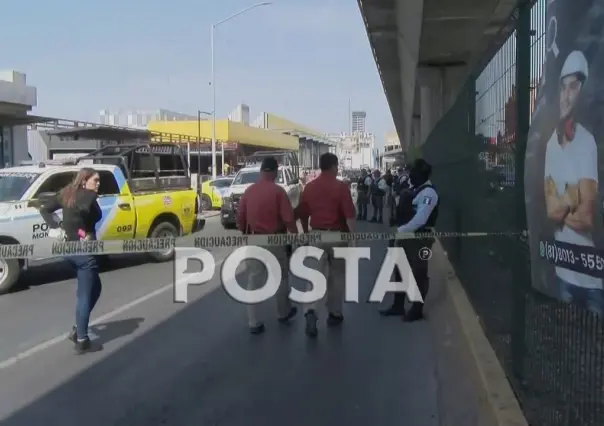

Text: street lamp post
xmin=197 ymin=110 xmax=211 ymax=184
xmin=211 ymin=1 xmax=271 ymax=180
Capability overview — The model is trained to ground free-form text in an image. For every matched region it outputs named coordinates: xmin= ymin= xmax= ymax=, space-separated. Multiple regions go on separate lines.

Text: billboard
xmin=525 ymin=0 xmax=604 ymax=315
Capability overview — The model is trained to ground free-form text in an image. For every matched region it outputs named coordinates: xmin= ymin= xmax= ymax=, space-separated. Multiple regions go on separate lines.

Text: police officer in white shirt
xmin=544 ymin=50 xmax=602 ymax=315
xmin=370 ymin=169 xmax=389 ymax=223
xmin=381 ymin=159 xmax=439 ymax=321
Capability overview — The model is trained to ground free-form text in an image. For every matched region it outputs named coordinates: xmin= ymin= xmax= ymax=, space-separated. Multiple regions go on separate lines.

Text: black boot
xmin=326 ymin=313 xmax=344 ymax=327
xmin=305 ymin=310 xmax=318 ymax=338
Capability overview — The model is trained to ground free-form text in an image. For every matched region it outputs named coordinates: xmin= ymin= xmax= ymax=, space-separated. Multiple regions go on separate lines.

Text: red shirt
xmin=237 ymin=179 xmax=296 ymax=234
xmin=297 ymin=173 xmax=355 ymax=231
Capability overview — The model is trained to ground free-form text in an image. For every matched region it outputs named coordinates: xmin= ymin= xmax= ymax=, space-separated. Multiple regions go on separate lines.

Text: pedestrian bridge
xmin=358 ymin=0 xmax=517 ymax=148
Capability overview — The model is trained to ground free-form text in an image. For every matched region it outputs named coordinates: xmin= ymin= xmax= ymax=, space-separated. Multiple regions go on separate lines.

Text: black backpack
xmin=372 ymin=178 xmax=385 ymax=196
xmin=357 ymin=177 xmax=369 ymax=192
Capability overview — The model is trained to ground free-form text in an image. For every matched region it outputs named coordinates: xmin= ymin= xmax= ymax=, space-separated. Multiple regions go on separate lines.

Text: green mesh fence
xmin=419 ymin=0 xmax=604 ymax=424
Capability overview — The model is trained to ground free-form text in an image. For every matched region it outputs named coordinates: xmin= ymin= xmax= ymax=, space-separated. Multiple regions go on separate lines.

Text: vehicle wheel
xmin=201 ymin=195 xmax=212 ymax=212
xmin=0 ymin=258 xmax=21 ymax=295
xmin=148 ymin=221 xmax=179 ymax=263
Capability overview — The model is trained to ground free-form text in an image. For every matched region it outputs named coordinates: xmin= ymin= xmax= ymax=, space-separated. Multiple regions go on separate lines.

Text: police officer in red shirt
xmin=296 ymin=153 xmax=356 ymax=338
xmin=237 ymin=157 xmax=299 ymax=334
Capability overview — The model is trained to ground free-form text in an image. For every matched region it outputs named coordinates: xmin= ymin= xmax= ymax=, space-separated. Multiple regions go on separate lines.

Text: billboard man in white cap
xmin=544 ymin=50 xmax=603 ymax=314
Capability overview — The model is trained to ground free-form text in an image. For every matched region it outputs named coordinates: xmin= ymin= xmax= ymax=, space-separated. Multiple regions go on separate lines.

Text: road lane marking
xmin=0 ymin=258 xmax=227 ymax=370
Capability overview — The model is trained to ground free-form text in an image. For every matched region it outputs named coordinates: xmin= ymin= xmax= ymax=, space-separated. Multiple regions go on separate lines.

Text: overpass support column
xmin=410 ymin=116 xmax=421 ymax=150
xmin=418 ymin=66 xmax=466 ymax=144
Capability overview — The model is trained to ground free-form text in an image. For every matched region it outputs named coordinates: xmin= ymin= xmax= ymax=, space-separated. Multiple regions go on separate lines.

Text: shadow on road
xmin=0 ymin=222 xmax=486 ymax=426
xmin=0 ymin=237 xmax=452 ymax=426
xmin=91 ymin=317 xmax=145 ymax=346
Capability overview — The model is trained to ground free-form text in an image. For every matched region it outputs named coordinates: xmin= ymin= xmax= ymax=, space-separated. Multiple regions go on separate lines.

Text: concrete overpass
xmin=358 ymin=0 xmax=518 ymax=149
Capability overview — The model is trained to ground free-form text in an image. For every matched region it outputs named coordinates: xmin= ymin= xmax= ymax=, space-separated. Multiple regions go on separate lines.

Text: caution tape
xmin=0 ymin=230 xmax=528 ymax=259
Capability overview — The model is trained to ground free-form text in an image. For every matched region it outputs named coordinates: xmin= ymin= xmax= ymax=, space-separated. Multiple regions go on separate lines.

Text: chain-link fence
xmin=420 ymin=0 xmax=604 ymax=424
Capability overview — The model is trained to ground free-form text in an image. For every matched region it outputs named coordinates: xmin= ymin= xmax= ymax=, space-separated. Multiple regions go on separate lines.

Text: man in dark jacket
xmin=356 ymin=170 xmax=371 ymax=220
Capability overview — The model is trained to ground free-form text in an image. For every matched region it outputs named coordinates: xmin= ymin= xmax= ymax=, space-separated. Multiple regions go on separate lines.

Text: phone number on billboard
xmin=539 ymin=239 xmax=604 ymax=277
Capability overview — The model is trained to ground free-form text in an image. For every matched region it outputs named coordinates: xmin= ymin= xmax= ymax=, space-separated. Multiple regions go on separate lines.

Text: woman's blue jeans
xmin=65 ymin=255 xmax=102 ymax=340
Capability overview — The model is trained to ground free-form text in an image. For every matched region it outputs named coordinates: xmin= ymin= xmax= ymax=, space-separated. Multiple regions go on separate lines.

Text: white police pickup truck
xmin=0 ymin=143 xmax=205 ymax=295
xmin=219 ymin=151 xmax=301 ymax=229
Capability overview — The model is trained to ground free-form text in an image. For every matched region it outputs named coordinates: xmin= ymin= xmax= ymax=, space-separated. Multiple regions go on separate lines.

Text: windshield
xmin=233 ymin=171 xmax=260 ymax=185
xmin=212 ymin=179 xmax=233 ymax=188
xmin=0 ymin=172 xmax=40 ymax=202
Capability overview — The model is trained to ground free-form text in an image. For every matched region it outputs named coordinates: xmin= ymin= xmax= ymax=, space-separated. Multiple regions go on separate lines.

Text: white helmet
xmin=560 ymin=50 xmax=589 ymax=82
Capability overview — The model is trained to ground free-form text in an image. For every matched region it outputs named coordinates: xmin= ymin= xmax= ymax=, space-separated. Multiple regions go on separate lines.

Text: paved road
xmin=0 ymin=216 xmax=483 ymax=426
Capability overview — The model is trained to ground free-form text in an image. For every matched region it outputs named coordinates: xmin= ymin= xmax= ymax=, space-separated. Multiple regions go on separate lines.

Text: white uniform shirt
xmin=397 ymin=181 xmax=439 ymax=233
xmin=544 ymin=124 xmax=601 ymax=289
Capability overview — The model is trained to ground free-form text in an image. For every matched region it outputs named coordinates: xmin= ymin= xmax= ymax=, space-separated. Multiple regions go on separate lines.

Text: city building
xmin=351 ymin=111 xmax=367 ymax=133
xmin=0 ymin=71 xmax=39 ymax=167
xmin=252 ymin=112 xmax=334 ymax=169
xmin=328 ymin=132 xmax=377 ymax=170
xmin=384 ymin=130 xmax=401 ymax=152
xmin=148 ymin=112 xmax=334 ymax=172
xmin=99 ymin=109 xmax=197 ymax=128
xmin=228 ymin=104 xmax=250 ymax=125
xmin=382 ymin=130 xmax=403 ymax=169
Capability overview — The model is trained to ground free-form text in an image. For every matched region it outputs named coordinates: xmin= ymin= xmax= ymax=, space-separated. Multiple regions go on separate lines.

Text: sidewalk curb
xmin=432 ymin=240 xmax=528 ymax=426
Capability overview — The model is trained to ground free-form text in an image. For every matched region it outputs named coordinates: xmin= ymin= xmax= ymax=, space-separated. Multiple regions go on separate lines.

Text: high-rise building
xmin=327 ymin=132 xmax=376 ymax=169
xmin=0 ymin=70 xmax=37 ymax=167
xmin=228 ymin=104 xmax=250 ymax=125
xmin=351 ymin=111 xmax=367 ymax=133
xmin=99 ymin=109 xmax=197 ymax=129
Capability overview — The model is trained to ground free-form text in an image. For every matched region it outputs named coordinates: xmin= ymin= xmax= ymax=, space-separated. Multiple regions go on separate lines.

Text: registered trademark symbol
xmin=419 ymin=247 xmax=432 ymax=261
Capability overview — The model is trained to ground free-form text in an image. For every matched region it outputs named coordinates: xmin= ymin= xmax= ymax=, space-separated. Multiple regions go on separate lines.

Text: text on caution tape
xmin=0 ymin=230 xmax=528 ymax=259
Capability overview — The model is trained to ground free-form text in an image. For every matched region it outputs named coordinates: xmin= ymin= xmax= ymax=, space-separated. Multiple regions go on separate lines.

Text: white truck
xmin=220 ymin=151 xmax=302 ymax=229
xmin=0 ymin=143 xmax=205 ymax=294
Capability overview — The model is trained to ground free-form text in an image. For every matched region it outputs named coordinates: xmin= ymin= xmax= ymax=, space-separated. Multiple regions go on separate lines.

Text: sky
xmin=2 ymin=0 xmax=394 ymax=147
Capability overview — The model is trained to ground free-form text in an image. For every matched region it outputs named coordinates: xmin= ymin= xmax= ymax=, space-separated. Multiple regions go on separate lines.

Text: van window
xmin=34 ymin=172 xmax=77 ymax=197
xmin=98 ymin=170 xmax=120 ymax=195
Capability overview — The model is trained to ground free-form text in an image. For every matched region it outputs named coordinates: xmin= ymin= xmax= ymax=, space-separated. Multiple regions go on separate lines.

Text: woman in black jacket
xmin=40 ymin=168 xmax=103 ymax=354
